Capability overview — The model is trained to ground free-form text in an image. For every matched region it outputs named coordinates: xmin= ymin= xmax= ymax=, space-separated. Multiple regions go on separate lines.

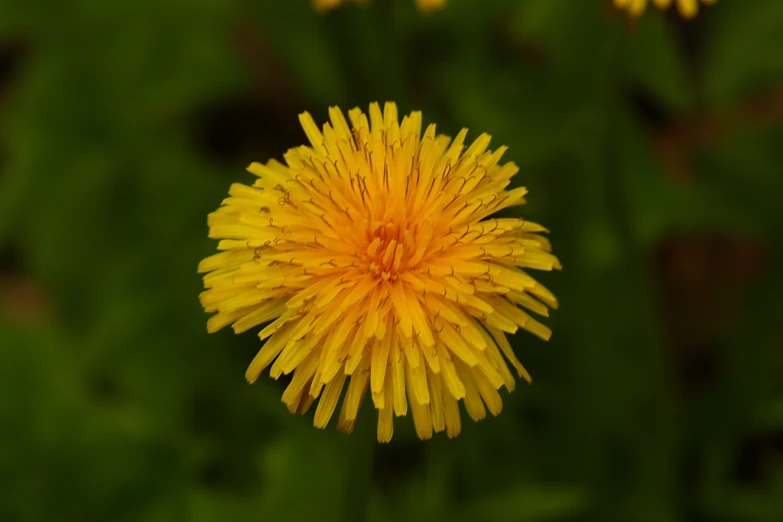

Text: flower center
xmin=364 ymin=221 xmax=417 ymax=281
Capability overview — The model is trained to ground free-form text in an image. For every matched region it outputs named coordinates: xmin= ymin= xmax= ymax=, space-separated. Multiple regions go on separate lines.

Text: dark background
xmin=1 ymin=0 xmax=782 ymax=521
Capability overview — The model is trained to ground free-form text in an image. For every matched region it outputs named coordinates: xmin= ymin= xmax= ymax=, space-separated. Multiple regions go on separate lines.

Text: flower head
xmin=198 ymin=102 xmax=560 ymax=442
xmin=314 ymin=0 xmax=445 ymax=13
xmin=614 ymin=0 xmax=716 ymax=18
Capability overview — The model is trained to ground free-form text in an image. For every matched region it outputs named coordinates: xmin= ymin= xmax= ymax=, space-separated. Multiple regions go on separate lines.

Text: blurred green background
xmin=2 ymin=0 xmax=782 ymax=520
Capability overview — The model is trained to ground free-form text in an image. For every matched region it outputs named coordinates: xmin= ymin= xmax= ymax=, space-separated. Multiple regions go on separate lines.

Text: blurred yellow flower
xmin=314 ymin=0 xmax=445 ymax=13
xmin=198 ymin=102 xmax=560 ymax=442
xmin=415 ymin=0 xmax=446 ymax=11
xmin=614 ymin=0 xmax=716 ymax=18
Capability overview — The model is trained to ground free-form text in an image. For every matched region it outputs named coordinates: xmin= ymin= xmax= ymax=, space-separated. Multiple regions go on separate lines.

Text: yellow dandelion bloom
xmin=614 ymin=0 xmax=716 ymax=18
xmin=313 ymin=0 xmax=445 ymax=13
xmin=198 ymin=102 xmax=561 ymax=442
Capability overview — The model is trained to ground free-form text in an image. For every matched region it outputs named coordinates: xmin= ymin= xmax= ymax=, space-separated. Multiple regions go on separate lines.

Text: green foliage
xmin=1 ymin=0 xmax=782 ymax=521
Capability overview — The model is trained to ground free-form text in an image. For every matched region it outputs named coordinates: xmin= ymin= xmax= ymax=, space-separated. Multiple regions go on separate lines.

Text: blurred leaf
xmin=703 ymin=0 xmax=783 ymax=105
xmin=622 ymin=14 xmax=692 ymax=112
xmin=754 ymin=397 xmax=783 ymax=431
xmin=458 ymin=483 xmax=588 ymax=522
xmin=253 ymin=431 xmax=353 ymax=522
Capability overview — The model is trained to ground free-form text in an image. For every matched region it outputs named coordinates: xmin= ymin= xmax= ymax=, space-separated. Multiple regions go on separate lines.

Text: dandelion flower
xmin=198 ymin=102 xmax=560 ymax=442
xmin=313 ymin=0 xmax=445 ymax=13
xmin=614 ymin=0 xmax=716 ymax=18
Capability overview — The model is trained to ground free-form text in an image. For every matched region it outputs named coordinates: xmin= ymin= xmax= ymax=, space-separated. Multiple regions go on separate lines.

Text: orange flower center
xmin=364 ymin=221 xmax=414 ymax=281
